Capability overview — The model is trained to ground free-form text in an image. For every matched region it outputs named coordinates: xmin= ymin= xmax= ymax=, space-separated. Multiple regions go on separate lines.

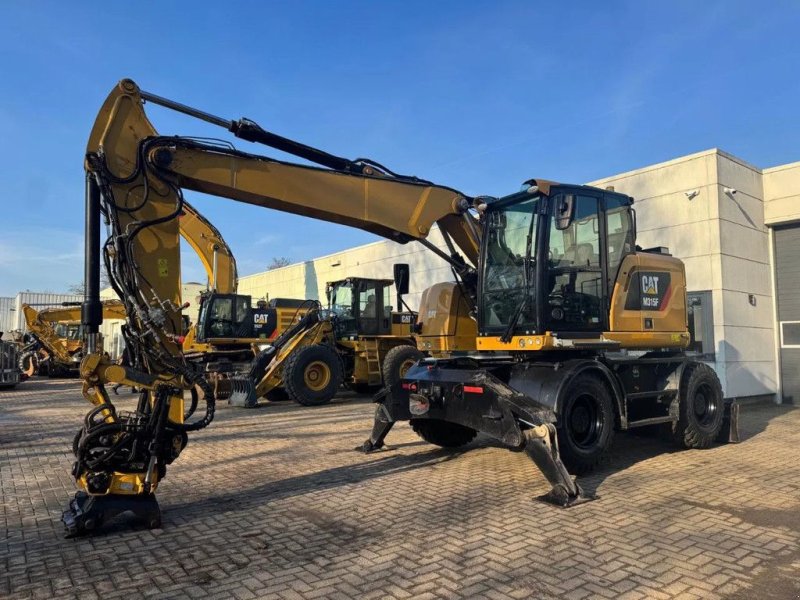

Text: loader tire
xmin=265 ymin=388 xmax=291 ymax=402
xmin=284 ymin=344 xmax=342 ymax=407
xmin=382 ymin=344 xmax=424 ymax=389
xmin=19 ymin=351 xmax=38 ymax=377
xmin=672 ymin=362 xmax=724 ymax=449
xmin=411 ymin=419 xmax=477 ymax=448
xmin=556 ymin=373 xmax=615 ymax=474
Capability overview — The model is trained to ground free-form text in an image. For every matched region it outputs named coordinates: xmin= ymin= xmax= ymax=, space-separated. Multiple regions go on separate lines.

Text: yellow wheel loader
xmin=229 ymin=271 xmax=421 ymax=408
xmin=63 ymin=79 xmax=736 ymax=537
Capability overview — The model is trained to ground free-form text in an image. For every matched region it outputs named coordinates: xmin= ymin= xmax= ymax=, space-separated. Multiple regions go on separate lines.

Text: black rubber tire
xmin=19 ymin=351 xmax=38 ymax=377
xmin=284 ymin=344 xmax=343 ymax=407
xmin=556 ymin=373 xmax=616 ymax=474
xmin=382 ymin=344 xmax=424 ymax=388
xmin=48 ymin=363 xmax=65 ymax=378
xmin=265 ymin=387 xmax=291 ymax=402
xmin=672 ymin=362 xmax=724 ymax=449
xmin=411 ymin=419 xmax=477 ymax=448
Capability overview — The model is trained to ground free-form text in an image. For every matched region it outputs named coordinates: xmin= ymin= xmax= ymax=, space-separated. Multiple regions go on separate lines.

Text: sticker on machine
xmin=624 ymin=271 xmax=672 ymax=311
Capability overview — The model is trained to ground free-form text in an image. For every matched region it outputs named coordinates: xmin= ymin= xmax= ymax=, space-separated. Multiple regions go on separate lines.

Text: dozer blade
xmin=523 ymin=424 xmax=594 ymax=508
xmin=227 ymin=377 xmax=259 ymax=408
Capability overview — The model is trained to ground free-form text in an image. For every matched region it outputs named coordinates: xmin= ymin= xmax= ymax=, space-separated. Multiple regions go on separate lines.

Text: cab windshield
xmin=329 ymin=281 xmax=357 ymax=336
xmin=481 ymin=196 xmax=538 ymax=333
xmin=55 ymin=323 xmax=82 ymax=340
xmin=329 ymin=281 xmax=354 ymax=317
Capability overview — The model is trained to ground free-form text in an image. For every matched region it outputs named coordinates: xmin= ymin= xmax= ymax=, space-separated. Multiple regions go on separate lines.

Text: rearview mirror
xmin=555 ymin=194 xmax=575 ymax=230
xmin=394 ymin=264 xmax=410 ymax=295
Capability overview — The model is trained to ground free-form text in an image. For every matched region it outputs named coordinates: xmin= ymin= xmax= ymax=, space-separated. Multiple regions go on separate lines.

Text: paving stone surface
xmin=1 ymin=378 xmax=799 ymax=599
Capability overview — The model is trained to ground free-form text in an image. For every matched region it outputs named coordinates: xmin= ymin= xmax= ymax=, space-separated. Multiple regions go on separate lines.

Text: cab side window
xmin=605 ymin=195 xmax=634 ymax=290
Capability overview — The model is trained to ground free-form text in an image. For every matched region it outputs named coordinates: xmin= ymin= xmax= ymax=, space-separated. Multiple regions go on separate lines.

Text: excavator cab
xmin=195 ymin=291 xmax=311 ymax=343
xmin=478 ymin=184 xmax=671 ymax=343
xmin=326 ymin=278 xmax=396 ymax=338
xmin=196 ymin=293 xmax=256 ymax=340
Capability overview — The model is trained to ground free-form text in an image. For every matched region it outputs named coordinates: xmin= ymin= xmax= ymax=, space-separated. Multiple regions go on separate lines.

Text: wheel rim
xmin=692 ymin=383 xmax=717 ymax=426
xmin=399 ymin=358 xmax=416 ymax=378
xmin=567 ymin=393 xmax=603 ymax=450
xmin=303 ymin=360 xmax=331 ymax=392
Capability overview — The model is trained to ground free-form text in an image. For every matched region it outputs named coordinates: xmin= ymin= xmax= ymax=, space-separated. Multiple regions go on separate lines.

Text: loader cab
xmin=327 ymin=277 xmax=395 ymax=338
xmin=478 ymin=183 xmax=635 ymax=338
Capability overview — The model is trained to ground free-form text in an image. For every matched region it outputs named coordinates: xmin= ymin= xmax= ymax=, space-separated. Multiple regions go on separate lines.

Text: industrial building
xmin=236 ymin=148 xmax=800 ymax=404
xmin=0 ymin=292 xmax=82 ymax=334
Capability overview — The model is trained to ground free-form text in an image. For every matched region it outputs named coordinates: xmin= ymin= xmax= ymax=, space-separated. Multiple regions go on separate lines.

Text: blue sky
xmin=0 ymin=1 xmax=798 ymax=296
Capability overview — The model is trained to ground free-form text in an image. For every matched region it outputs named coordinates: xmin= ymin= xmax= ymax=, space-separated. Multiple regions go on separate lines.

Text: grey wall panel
xmin=774 ymin=224 xmax=800 ymax=402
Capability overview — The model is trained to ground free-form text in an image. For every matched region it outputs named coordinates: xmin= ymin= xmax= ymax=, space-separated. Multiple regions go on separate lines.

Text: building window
xmin=780 ymin=321 xmax=800 ymax=348
xmin=687 ymin=291 xmax=715 ymax=359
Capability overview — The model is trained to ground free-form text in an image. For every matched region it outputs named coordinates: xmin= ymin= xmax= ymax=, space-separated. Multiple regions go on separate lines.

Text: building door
xmin=774 ymin=225 xmax=800 ymax=403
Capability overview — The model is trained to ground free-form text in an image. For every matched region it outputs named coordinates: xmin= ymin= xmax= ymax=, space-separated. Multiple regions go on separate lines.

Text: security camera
xmin=685 ymin=189 xmax=699 ymax=200
xmin=724 ymin=187 xmax=737 ymax=195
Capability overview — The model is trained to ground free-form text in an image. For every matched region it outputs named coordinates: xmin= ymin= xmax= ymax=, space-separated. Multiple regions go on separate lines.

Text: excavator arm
xmin=178 ymin=200 xmax=237 ymax=294
xmin=64 ymin=78 xmax=480 ymax=536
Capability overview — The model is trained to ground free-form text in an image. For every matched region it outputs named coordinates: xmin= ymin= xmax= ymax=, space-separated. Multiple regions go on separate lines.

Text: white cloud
xmin=0 ymin=227 xmax=84 ymax=295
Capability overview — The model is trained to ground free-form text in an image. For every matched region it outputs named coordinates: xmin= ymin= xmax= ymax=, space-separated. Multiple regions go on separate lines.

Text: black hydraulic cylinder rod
xmin=140 ymin=89 xmax=360 ymax=173
xmin=82 ymin=175 xmax=103 ymax=337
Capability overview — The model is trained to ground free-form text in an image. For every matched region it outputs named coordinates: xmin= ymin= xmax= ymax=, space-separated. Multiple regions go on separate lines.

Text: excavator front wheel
xmin=556 ymin=373 xmax=615 ymax=474
xmin=284 ymin=344 xmax=342 ymax=406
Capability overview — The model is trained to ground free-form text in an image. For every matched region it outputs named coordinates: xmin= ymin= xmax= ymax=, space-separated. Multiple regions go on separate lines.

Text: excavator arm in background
xmin=178 ymin=200 xmax=237 ymax=294
xmin=20 ymin=300 xmax=128 ymax=376
xmin=64 ymin=78 xmax=480 ymax=536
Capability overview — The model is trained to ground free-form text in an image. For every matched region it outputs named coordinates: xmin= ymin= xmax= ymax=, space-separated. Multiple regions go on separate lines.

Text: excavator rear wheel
xmin=556 ymin=373 xmax=615 ymax=474
xmin=672 ymin=362 xmax=724 ymax=449
xmin=284 ymin=344 xmax=342 ymax=406
xmin=411 ymin=419 xmax=477 ymax=448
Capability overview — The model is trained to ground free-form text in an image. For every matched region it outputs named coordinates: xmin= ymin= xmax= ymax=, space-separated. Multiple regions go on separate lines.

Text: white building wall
xmin=0 ymin=297 xmax=14 ymax=335
xmin=714 ymin=153 xmax=775 ymax=398
xmin=237 ymin=227 xmax=454 ymax=310
xmin=12 ymin=293 xmax=83 ymax=331
xmin=763 ymin=161 xmax=800 ymax=225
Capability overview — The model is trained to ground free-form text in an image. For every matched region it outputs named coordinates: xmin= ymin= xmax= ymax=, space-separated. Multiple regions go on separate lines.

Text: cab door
xmin=543 ymin=192 xmax=607 ymax=333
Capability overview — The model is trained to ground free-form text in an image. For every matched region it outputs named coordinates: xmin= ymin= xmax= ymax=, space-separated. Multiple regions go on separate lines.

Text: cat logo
xmin=253 ymin=313 xmax=270 ymax=324
xmin=641 ymin=275 xmax=660 ymax=296
xmin=624 ymin=270 xmax=672 ymax=311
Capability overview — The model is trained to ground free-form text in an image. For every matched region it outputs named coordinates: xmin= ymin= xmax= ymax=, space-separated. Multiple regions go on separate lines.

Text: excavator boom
xmin=65 ymin=78 xmax=479 ymax=536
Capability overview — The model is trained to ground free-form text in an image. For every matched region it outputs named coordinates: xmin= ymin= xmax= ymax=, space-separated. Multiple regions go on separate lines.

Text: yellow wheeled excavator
xmin=63 ymin=79 xmax=736 ymax=537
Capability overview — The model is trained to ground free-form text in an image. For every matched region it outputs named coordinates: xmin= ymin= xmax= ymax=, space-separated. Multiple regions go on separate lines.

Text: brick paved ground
xmin=1 ymin=378 xmax=799 ymax=600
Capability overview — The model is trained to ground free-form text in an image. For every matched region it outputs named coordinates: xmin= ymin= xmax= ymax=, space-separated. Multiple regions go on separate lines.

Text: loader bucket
xmin=227 ymin=376 xmax=259 ymax=408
